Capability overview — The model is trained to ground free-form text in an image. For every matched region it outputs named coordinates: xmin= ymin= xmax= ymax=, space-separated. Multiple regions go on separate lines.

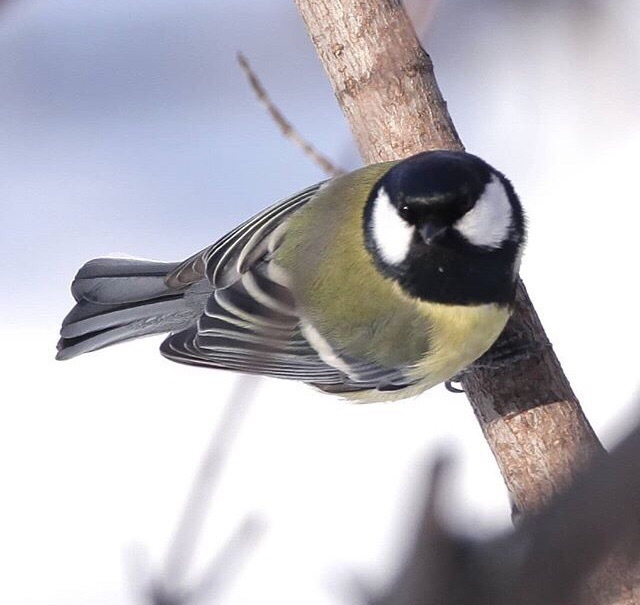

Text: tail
xmin=56 ymin=257 xmax=205 ymax=360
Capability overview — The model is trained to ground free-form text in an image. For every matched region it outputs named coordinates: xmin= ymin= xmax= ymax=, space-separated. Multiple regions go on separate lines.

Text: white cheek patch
xmin=454 ymin=175 xmax=513 ymax=248
xmin=371 ymin=187 xmax=414 ymax=265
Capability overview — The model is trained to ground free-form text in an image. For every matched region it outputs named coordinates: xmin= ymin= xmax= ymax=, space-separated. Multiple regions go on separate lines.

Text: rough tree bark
xmin=291 ymin=0 xmax=636 ymax=601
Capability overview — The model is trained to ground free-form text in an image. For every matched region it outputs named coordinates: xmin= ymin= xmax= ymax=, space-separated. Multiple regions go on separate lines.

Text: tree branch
xmin=292 ymin=0 xmax=636 ymax=599
xmin=292 ymin=0 xmax=597 ymax=510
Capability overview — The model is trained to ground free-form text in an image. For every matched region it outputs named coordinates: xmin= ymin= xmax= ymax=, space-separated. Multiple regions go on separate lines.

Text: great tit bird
xmin=57 ymin=151 xmax=525 ymax=402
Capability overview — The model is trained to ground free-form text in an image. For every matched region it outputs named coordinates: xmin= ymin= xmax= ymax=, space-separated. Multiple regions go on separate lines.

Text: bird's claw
xmin=444 ymin=380 xmax=465 ymax=394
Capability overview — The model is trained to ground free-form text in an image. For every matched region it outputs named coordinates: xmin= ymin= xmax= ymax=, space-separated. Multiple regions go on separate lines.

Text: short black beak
xmin=419 ymin=221 xmax=447 ymax=244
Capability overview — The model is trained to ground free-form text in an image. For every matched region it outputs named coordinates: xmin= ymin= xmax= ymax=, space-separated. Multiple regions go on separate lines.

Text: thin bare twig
xmin=237 ymin=52 xmax=346 ymax=178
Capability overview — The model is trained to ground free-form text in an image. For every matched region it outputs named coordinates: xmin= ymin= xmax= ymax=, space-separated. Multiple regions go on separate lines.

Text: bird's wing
xmin=164 ymin=182 xmax=325 ymax=289
xmin=161 ymin=181 xmax=417 ymax=394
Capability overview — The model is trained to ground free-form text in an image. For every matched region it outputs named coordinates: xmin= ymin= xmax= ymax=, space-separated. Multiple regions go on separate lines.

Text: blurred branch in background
xmin=367 ymin=400 xmax=640 ymax=605
xmin=128 ymin=376 xmax=265 ymax=605
xmin=237 ymin=52 xmax=345 ymax=178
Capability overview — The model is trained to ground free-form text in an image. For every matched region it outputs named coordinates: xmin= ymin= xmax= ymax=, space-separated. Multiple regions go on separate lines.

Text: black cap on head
xmin=379 ymin=151 xmax=493 ymax=219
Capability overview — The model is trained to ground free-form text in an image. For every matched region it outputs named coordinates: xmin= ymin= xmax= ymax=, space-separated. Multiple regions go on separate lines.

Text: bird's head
xmin=363 ymin=151 xmax=526 ymax=304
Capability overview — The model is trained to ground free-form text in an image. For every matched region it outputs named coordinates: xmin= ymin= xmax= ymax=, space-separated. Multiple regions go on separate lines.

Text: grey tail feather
xmin=56 ymin=257 xmax=198 ymax=360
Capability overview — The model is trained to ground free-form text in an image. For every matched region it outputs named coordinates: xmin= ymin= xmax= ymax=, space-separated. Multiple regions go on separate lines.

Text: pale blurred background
xmin=1 ymin=1 xmax=639 ymax=603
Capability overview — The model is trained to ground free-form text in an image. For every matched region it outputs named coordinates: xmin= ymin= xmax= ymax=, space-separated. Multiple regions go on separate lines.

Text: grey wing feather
xmin=165 ymin=183 xmax=324 ymax=289
xmin=160 ymin=182 xmax=417 ymax=394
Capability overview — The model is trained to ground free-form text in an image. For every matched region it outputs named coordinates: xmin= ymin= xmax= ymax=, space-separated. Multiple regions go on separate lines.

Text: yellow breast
xmin=411 ymin=301 xmax=510 ymax=387
xmin=334 ymin=299 xmax=510 ymax=403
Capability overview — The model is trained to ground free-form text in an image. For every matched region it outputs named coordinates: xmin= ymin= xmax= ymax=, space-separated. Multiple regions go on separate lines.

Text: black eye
xmin=398 ymin=204 xmax=413 ymax=222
